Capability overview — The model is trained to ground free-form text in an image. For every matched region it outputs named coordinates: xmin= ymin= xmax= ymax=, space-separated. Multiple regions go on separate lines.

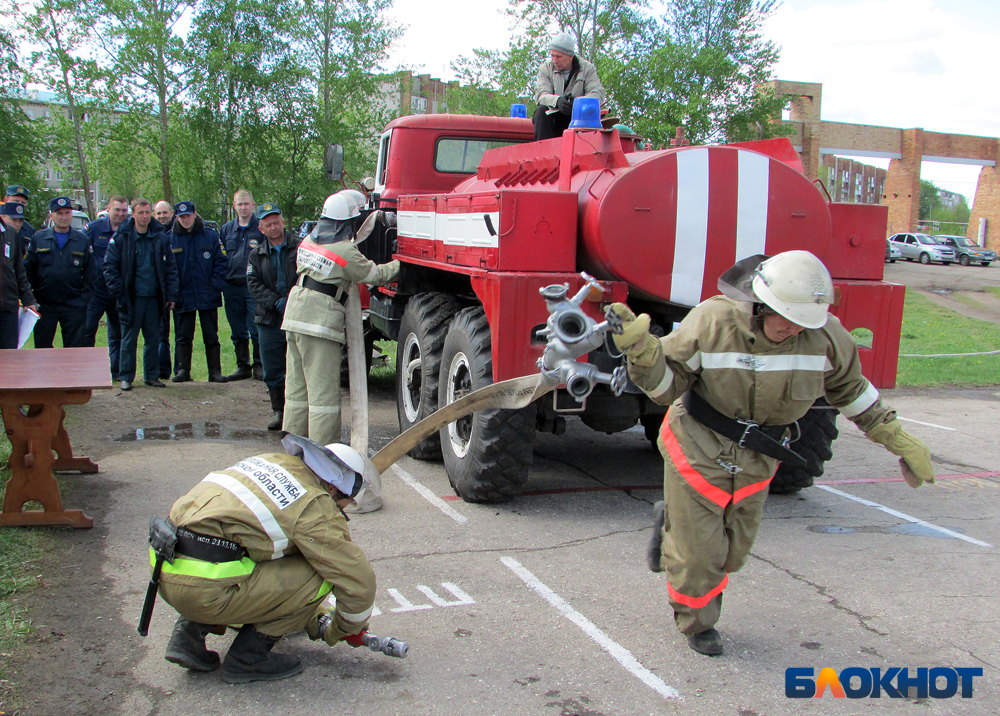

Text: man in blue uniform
xmin=83 ymin=194 xmax=129 ymax=380
xmin=153 ymin=200 xmax=175 ymax=378
xmin=220 ymin=189 xmax=264 ymax=381
xmin=24 ymin=196 xmax=100 ymax=348
xmin=103 ymin=198 xmax=179 ymax=391
xmin=247 ymin=203 xmax=302 ymax=429
xmin=5 ymin=185 xmax=36 ymax=254
xmin=169 ymin=201 xmax=229 ymax=383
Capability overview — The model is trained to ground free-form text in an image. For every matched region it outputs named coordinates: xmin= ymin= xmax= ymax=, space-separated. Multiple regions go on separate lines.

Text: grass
xmin=896 ymin=290 xmax=1000 ymax=386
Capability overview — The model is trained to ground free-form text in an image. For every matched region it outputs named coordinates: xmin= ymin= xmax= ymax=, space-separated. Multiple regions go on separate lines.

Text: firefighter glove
xmin=865 ymin=419 xmax=935 ymax=487
xmin=609 ymin=303 xmax=661 ymax=367
xmin=557 ymin=92 xmax=574 ymax=115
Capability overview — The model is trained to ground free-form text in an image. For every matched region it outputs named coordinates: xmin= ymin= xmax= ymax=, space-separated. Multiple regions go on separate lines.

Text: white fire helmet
xmin=341 ymin=189 xmax=367 ymax=216
xmin=751 ymin=250 xmax=833 ymax=329
xmin=320 ymin=192 xmax=360 ymax=221
xmin=326 ymin=443 xmax=383 ymax=507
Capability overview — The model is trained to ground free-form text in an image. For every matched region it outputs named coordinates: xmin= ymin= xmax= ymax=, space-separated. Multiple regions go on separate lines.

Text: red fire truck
xmin=354 ymin=114 xmax=904 ymax=503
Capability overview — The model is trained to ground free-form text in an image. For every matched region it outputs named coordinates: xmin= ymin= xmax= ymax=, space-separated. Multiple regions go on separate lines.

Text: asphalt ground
xmin=6 ymin=259 xmax=999 ymax=715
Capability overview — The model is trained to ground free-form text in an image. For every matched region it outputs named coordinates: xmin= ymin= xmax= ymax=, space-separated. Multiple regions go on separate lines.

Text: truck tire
xmin=769 ymin=398 xmax=839 ymax=495
xmin=396 ymin=292 xmax=463 ymax=459
xmin=439 ymin=306 xmax=536 ymax=503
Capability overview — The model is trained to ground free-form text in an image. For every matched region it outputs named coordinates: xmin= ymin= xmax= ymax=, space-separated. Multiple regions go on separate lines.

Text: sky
xmin=382 ymin=0 xmax=1000 ymax=202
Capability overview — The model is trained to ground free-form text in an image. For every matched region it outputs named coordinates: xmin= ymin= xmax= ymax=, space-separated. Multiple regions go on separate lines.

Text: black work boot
xmin=251 ymin=338 xmax=264 ymax=381
xmin=206 ymin=344 xmax=228 ymax=383
xmin=687 ymin=628 xmax=723 ymax=656
xmin=164 ymin=616 xmax=221 ymax=671
xmin=171 ymin=344 xmax=192 ymax=383
xmin=221 ymin=624 xmax=303 ymax=684
xmin=266 ymin=383 xmax=284 ymax=431
xmin=226 ymin=340 xmax=252 ymax=381
xmin=647 ymin=500 xmax=665 ymax=573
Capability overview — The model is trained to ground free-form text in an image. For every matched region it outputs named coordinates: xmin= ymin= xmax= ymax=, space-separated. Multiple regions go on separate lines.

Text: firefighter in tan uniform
xmin=610 ymin=251 xmax=935 ymax=657
xmin=281 ymin=191 xmax=399 ymax=444
xmin=156 ymin=434 xmax=380 ymax=683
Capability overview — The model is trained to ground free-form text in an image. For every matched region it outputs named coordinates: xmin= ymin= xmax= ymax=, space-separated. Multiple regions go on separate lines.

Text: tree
xmin=0 ymin=25 xmax=43 ymax=209
xmin=97 ymin=0 xmax=196 ymax=205
xmin=450 ymin=0 xmax=788 ymax=146
xmin=919 ymin=179 xmax=942 ymax=219
xmin=6 ymin=0 xmax=109 ymax=216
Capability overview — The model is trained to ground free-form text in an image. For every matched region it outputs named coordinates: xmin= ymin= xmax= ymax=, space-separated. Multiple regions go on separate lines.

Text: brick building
xmin=765 ymin=80 xmax=999 ymax=249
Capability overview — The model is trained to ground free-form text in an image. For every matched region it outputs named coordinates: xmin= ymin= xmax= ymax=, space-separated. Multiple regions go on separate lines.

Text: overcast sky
xmin=384 ymin=0 xmax=999 ymax=201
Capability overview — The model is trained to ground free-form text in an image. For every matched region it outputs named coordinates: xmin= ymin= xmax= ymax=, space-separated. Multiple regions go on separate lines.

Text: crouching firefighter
xmin=609 ymin=250 xmax=936 ymax=657
xmin=139 ymin=434 xmax=385 ymax=684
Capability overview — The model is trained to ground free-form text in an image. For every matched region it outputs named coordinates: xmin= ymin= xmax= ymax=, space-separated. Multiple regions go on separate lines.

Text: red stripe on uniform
xmin=659 ymin=416 xmax=732 ymax=509
xmin=667 ymin=573 xmax=729 ymax=609
xmin=300 ymin=240 xmax=347 ymax=266
xmin=732 ymin=476 xmax=773 ymax=504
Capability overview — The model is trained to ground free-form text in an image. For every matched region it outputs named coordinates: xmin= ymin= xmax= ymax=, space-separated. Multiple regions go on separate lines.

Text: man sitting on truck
xmin=610 ymin=251 xmax=936 ymax=657
xmin=532 ymin=32 xmax=606 ymax=141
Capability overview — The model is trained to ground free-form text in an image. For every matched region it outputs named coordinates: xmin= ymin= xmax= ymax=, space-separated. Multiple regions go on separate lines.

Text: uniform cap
xmin=49 ymin=196 xmax=71 ymax=213
xmin=0 ymin=202 xmax=26 ymax=217
xmin=5 ymin=185 xmax=29 ymax=199
xmin=256 ymin=203 xmax=282 ymax=220
xmin=550 ymin=32 xmax=576 ymax=56
xmin=174 ymin=201 xmax=195 ymax=216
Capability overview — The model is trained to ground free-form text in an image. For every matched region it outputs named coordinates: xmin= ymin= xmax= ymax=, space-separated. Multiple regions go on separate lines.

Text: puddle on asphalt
xmin=115 ymin=422 xmax=272 ymax=442
xmin=808 ymin=523 xmax=966 ymax=540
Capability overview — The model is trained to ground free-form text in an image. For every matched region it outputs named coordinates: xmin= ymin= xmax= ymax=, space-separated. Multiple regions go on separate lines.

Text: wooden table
xmin=1 ymin=348 xmax=111 ymax=529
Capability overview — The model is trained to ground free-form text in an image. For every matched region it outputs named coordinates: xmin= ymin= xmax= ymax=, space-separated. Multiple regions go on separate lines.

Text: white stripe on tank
xmin=670 ymin=148 xmax=710 ymax=307
xmin=736 ymin=150 xmax=770 ymax=260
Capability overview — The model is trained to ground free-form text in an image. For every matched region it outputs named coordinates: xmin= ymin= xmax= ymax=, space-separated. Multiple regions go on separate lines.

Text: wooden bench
xmin=1 ymin=347 xmax=111 ymax=529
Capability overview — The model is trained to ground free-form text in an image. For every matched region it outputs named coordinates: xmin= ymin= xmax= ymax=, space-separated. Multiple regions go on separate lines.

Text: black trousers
xmin=532 ymin=104 xmax=571 ymax=141
xmin=0 ymin=310 xmax=17 ymax=349
xmin=173 ymin=309 xmax=220 ymax=351
xmin=34 ymin=303 xmax=88 ymax=348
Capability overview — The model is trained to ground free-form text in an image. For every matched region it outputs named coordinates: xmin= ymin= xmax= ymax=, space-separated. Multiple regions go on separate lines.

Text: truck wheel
xmin=439 ymin=306 xmax=536 ymax=503
xmin=769 ymin=398 xmax=839 ymax=495
xmin=396 ymin=293 xmax=463 ymax=459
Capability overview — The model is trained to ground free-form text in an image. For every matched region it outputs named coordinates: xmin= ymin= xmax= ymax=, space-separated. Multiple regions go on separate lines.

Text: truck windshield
xmin=435 ymin=138 xmax=525 ymax=174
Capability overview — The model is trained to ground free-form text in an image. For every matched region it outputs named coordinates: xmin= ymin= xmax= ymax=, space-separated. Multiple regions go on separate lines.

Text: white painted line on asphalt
xmin=816 ymin=485 xmax=992 ymax=547
xmin=898 ymin=416 xmax=957 ymax=431
xmin=391 ymin=464 xmax=468 ymax=524
xmin=501 ymin=556 xmax=681 ymax=700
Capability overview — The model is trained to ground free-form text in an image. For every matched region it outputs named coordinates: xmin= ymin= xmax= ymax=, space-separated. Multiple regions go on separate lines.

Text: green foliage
xmin=449 ymin=0 xmax=788 ymax=146
xmin=919 ymin=179 xmax=941 ymax=219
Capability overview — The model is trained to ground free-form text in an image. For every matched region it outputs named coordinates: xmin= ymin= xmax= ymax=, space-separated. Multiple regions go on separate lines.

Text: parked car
xmin=887 ymin=232 xmax=956 ymax=265
xmin=298 ymin=220 xmax=317 ymax=238
xmin=47 ymin=209 xmax=91 ymax=231
xmin=885 ymin=239 xmax=901 ymax=263
xmin=935 ymin=235 xmax=995 ymax=267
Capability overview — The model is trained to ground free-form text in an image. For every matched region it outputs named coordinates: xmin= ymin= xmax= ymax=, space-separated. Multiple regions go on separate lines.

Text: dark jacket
xmin=84 ymin=216 xmax=122 ymax=300
xmin=170 ymin=215 xmax=227 ymax=312
xmin=18 ymin=220 xmax=35 ymax=256
xmin=24 ymin=226 xmax=100 ymax=308
xmin=1 ymin=223 xmax=34 ymax=313
xmin=247 ymin=231 xmax=302 ymax=327
xmin=219 ymin=215 xmax=264 ymax=283
xmin=103 ymin=217 xmax=179 ymax=326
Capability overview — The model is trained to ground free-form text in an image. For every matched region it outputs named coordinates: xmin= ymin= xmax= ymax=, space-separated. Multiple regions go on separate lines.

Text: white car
xmin=887 ymin=233 xmax=956 ymax=265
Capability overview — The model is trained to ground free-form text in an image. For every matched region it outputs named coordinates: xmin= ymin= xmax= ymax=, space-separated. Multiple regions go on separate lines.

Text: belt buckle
xmin=735 ymin=419 xmax=758 ymax=448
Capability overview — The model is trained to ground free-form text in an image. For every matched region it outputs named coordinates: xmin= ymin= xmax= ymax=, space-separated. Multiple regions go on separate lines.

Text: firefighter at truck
xmin=280 ymin=190 xmax=399 ymax=445
xmin=610 ymin=250 xmax=936 ymax=657
xmin=153 ymin=435 xmax=380 ymax=684
xmin=532 ymin=32 xmax=606 ymax=141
